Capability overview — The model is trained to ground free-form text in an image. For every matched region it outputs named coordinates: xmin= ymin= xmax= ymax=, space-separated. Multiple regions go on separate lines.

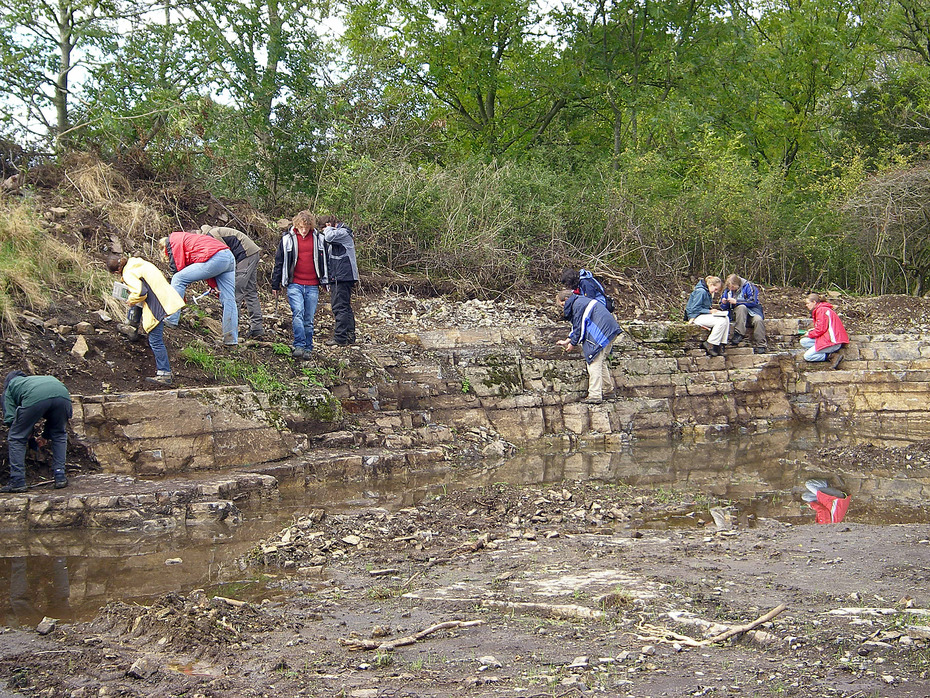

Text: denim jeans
xmin=148 ymin=322 xmax=171 ymax=373
xmin=800 ymin=335 xmax=842 ymax=362
xmin=165 ymin=249 xmax=239 ymax=344
xmin=7 ymin=397 xmax=71 ymax=486
xmin=286 ymin=283 xmax=319 ymax=351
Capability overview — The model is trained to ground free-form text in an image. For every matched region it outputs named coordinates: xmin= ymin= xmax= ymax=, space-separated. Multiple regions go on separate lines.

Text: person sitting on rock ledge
xmin=685 ymin=276 xmax=729 ymax=357
xmin=2 ymin=371 xmax=71 ymax=492
xmin=555 ymin=289 xmax=621 ymax=404
xmin=800 ymin=293 xmax=848 ymax=368
xmin=720 ymin=273 xmax=767 ymax=353
xmin=107 ymin=254 xmax=186 ymax=386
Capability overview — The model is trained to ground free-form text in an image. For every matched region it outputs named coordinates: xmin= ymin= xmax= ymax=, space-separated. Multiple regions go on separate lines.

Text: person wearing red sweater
xmin=270 ymin=210 xmax=322 ymax=359
xmin=160 ymin=231 xmax=239 ymax=346
xmin=800 ymin=293 xmax=849 ymax=368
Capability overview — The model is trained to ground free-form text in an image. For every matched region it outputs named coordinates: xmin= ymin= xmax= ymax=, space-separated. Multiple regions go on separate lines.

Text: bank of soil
xmin=0 ymin=481 xmax=927 ymax=697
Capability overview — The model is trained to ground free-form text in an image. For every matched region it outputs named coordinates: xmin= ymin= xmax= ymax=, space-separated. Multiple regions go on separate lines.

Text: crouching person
xmin=800 ymin=293 xmax=848 ymax=368
xmin=2 ymin=372 xmax=71 ymax=492
xmin=556 ymin=289 xmax=621 ymax=404
xmin=108 ymin=254 xmax=186 ymax=385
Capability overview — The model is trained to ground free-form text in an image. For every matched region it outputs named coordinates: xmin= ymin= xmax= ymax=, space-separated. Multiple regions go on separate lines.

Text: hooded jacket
xmin=122 ymin=257 xmax=185 ymax=333
xmin=562 ymin=294 xmax=621 ymax=364
xmin=807 ymin=300 xmax=849 ymax=351
xmin=318 ymin=223 xmax=359 ymax=284
xmin=685 ymin=280 xmax=714 ymax=320
xmin=3 ymin=375 xmax=70 ymax=426
xmin=576 ymin=269 xmax=610 ymax=307
xmin=271 ymin=228 xmax=323 ymax=290
xmin=720 ymin=277 xmax=764 ymax=319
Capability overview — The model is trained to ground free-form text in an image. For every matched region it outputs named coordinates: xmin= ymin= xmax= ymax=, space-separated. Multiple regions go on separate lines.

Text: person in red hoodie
xmin=159 ymin=231 xmax=239 ymax=346
xmin=800 ymin=293 xmax=849 ymax=368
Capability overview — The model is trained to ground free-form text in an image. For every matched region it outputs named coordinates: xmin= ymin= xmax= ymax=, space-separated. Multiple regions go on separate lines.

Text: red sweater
xmin=291 ymin=232 xmax=319 ymax=286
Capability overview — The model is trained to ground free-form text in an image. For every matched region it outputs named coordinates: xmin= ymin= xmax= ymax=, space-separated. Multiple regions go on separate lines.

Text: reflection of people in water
xmin=802 ymin=479 xmax=850 ymax=524
xmin=8 ymin=557 xmax=71 ymax=627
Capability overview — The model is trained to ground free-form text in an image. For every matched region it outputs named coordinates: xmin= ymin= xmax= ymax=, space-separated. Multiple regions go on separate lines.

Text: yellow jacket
xmin=122 ymin=257 xmax=185 ymax=332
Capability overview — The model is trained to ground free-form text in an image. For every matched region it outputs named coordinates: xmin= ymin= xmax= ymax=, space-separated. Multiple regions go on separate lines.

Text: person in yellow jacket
xmin=107 ymin=254 xmax=185 ymax=385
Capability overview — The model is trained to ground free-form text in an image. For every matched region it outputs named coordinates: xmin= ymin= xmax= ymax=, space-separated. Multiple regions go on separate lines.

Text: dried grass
xmin=108 ymin=200 xmax=168 ymax=241
xmin=65 ymin=154 xmax=131 ymax=205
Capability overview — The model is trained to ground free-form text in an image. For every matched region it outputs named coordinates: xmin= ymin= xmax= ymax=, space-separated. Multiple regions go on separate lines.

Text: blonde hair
xmin=705 ymin=275 xmax=722 ymax=290
xmin=807 ymin=293 xmax=823 ymax=304
xmin=292 ymin=210 xmax=315 ymax=230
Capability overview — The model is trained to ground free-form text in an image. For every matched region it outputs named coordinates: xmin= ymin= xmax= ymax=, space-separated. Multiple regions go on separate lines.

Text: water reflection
xmin=0 ymin=424 xmax=926 ymax=625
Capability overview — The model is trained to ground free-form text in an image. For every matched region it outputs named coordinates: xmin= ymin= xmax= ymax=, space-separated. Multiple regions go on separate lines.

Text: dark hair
xmin=560 ymin=268 xmax=580 ymax=289
xmin=106 ymin=254 xmax=127 ymax=274
xmin=3 ymin=370 xmax=26 ymax=397
xmin=317 ymin=214 xmax=337 ymax=228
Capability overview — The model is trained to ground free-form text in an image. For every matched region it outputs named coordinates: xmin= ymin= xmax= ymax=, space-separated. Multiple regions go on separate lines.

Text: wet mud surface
xmin=0 ymin=480 xmax=928 ymax=697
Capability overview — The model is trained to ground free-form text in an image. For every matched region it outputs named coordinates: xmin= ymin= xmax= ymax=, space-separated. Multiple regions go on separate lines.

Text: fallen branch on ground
xmin=639 ymin=604 xmax=787 ymax=647
xmin=339 ymin=619 xmax=484 ymax=651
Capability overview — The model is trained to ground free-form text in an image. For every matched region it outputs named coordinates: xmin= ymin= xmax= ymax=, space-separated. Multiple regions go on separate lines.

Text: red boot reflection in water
xmin=802 ymin=479 xmax=850 ymax=524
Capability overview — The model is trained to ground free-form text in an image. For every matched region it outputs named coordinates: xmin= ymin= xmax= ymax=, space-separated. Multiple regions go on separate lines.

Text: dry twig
xmin=339 ymin=619 xmax=484 ymax=651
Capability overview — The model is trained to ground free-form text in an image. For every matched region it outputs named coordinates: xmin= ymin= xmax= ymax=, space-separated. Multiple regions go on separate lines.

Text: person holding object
xmin=720 ymin=273 xmax=767 ymax=353
xmin=556 ymin=289 xmax=621 ymax=404
xmin=202 ymin=224 xmax=264 ymax=339
xmin=685 ymin=276 xmax=729 ymax=357
xmin=107 ymin=254 xmax=186 ymax=385
xmin=800 ymin=293 xmax=848 ymax=368
xmin=316 ymin=214 xmax=359 ymax=346
xmin=159 ymin=232 xmax=239 ymax=347
xmin=2 ymin=372 xmax=71 ymax=492
xmin=560 ymin=268 xmax=614 ymax=311
xmin=271 ymin=210 xmax=322 ymax=359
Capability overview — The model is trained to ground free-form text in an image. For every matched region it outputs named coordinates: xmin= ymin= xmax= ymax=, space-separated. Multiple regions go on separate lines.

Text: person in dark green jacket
xmin=2 ymin=372 xmax=71 ymax=492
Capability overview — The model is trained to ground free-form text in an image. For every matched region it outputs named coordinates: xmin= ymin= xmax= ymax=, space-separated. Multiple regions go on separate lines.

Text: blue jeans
xmin=8 ymin=397 xmax=71 ymax=486
xmin=165 ymin=249 xmax=239 ymax=344
xmin=148 ymin=322 xmax=171 ymax=373
xmin=800 ymin=335 xmax=842 ymax=362
xmin=286 ymin=283 xmax=319 ymax=351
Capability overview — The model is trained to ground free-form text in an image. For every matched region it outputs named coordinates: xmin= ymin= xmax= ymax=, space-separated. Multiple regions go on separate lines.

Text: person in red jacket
xmin=800 ymin=293 xmax=849 ymax=368
xmin=159 ymin=231 xmax=239 ymax=346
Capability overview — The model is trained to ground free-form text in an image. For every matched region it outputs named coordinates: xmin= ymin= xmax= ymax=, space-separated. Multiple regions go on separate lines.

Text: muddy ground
xmin=2 ymin=161 xmax=930 ymax=696
xmin=0 ymin=481 xmax=927 ymax=697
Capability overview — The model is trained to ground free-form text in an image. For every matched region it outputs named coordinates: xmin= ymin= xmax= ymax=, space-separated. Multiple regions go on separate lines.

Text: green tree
xmin=0 ymin=0 xmax=127 ymax=147
xmin=345 ymin=0 xmax=569 ymax=156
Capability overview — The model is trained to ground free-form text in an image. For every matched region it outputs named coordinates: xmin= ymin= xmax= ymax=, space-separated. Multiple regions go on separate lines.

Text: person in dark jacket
xmin=720 ymin=274 xmax=766 ymax=353
xmin=2 ymin=372 xmax=71 ymax=492
xmin=316 ymin=214 xmax=359 ymax=346
xmin=556 ymin=289 xmax=621 ymax=404
xmin=271 ymin=210 xmax=322 ymax=358
xmin=202 ymin=225 xmax=264 ymax=338
xmin=685 ymin=276 xmax=728 ymax=356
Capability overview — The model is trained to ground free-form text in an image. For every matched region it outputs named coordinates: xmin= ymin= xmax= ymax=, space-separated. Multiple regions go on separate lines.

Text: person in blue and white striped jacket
xmin=556 ymin=289 xmax=621 ymax=405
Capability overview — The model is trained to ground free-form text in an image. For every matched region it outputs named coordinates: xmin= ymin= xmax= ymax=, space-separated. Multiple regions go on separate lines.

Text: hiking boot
xmin=581 ymin=396 xmax=602 ymax=404
xmin=731 ymin=332 xmax=745 ymax=346
xmin=291 ymin=346 xmax=307 ymax=359
xmin=247 ymin=328 xmax=265 ymax=339
xmin=325 ymin=338 xmax=349 ymax=347
xmin=754 ymin=344 xmax=768 ymax=354
xmin=717 ymin=343 xmax=727 ymax=355
xmin=701 ymin=340 xmax=718 ymax=357
xmin=1 ymin=483 xmax=27 ymax=493
xmin=830 ymin=352 xmax=845 ymax=369
xmin=54 ymin=474 xmax=68 ymax=489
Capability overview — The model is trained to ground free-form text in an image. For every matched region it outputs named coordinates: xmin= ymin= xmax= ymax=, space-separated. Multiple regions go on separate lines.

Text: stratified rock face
xmin=71 ymin=385 xmax=302 ymax=475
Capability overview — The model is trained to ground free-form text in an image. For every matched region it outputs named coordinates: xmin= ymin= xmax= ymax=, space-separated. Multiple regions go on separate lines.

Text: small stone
xmin=127 ymin=656 xmax=159 ymax=679
xmin=342 ymin=534 xmax=362 ymax=546
xmin=640 ymin=645 xmax=656 ymax=656
xmin=478 ymin=655 xmax=502 ymax=668
xmin=569 ymin=656 xmax=589 ymax=668
xmin=74 ymin=322 xmax=94 ymax=335
xmin=70 ymin=335 xmax=89 ymax=359
xmin=36 ymin=617 xmax=57 ymax=635
xmin=165 ymin=558 xmax=182 ymax=565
